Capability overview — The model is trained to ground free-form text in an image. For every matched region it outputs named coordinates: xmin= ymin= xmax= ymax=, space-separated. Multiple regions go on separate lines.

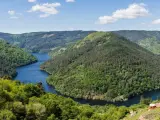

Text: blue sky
xmin=0 ymin=0 xmax=160 ymax=33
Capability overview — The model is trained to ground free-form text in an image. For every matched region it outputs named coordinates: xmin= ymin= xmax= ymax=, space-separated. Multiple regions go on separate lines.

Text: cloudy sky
xmin=0 ymin=0 xmax=160 ymax=33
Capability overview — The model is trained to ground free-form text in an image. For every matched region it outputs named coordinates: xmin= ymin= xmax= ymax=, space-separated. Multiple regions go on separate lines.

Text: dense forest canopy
xmin=41 ymin=32 xmax=160 ymax=102
xmin=0 ymin=78 xmax=152 ymax=120
xmin=0 ymin=31 xmax=94 ymax=53
xmin=0 ymin=40 xmax=37 ymax=77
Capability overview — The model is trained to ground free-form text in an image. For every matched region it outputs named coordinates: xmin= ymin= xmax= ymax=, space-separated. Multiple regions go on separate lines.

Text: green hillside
xmin=41 ymin=32 xmax=160 ymax=102
xmin=0 ymin=40 xmax=37 ymax=78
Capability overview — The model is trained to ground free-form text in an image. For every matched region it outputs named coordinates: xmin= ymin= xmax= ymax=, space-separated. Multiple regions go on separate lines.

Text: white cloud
xmin=10 ymin=16 xmax=19 ymax=19
xmin=152 ymin=19 xmax=160 ymax=25
xmin=17 ymin=13 xmax=23 ymax=16
xmin=66 ymin=0 xmax=75 ymax=2
xmin=28 ymin=3 xmax=61 ymax=18
xmin=8 ymin=10 xmax=20 ymax=19
xmin=8 ymin=10 xmax=15 ymax=15
xmin=28 ymin=0 xmax=36 ymax=2
xmin=141 ymin=22 xmax=146 ymax=25
xmin=97 ymin=3 xmax=149 ymax=24
xmin=98 ymin=16 xmax=117 ymax=24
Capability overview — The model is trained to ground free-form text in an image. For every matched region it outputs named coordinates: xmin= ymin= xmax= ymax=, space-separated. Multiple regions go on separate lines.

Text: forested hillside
xmin=0 ymin=31 xmax=94 ymax=53
xmin=113 ymin=30 xmax=160 ymax=54
xmin=0 ymin=40 xmax=37 ymax=77
xmin=41 ymin=32 xmax=160 ymax=102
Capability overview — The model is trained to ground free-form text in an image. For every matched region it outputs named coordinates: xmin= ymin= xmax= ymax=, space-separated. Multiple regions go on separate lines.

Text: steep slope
xmin=0 ymin=31 xmax=94 ymax=52
xmin=113 ymin=30 xmax=160 ymax=54
xmin=0 ymin=40 xmax=37 ymax=77
xmin=41 ymin=32 xmax=160 ymax=102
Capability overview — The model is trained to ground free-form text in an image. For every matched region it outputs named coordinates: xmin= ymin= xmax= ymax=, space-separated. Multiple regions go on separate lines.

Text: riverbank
xmin=14 ymin=53 xmax=56 ymax=93
xmin=41 ymin=68 xmax=160 ymax=106
xmin=13 ymin=59 xmax=38 ymax=78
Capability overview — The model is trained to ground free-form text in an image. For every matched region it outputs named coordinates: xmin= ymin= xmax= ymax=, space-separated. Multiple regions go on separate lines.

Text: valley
xmin=1 ymin=30 xmax=160 ymax=120
xmin=1 ymin=1 xmax=160 ymax=119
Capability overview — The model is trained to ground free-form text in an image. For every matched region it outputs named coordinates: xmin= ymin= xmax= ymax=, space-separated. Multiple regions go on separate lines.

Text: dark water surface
xmin=14 ymin=53 xmax=160 ymax=106
xmin=14 ymin=53 xmax=56 ymax=93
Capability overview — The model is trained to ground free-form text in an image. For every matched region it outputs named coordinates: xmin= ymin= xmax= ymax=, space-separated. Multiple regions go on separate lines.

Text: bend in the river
xmin=14 ymin=53 xmax=160 ymax=107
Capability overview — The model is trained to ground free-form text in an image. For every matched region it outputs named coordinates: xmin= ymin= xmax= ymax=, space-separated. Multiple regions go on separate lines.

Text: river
xmin=14 ymin=53 xmax=56 ymax=93
xmin=14 ymin=53 xmax=160 ymax=107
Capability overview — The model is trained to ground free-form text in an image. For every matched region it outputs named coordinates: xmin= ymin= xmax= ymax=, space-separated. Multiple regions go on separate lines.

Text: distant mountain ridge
xmin=0 ymin=30 xmax=160 ymax=54
xmin=113 ymin=30 xmax=160 ymax=54
xmin=113 ymin=30 xmax=160 ymax=42
xmin=0 ymin=31 xmax=94 ymax=53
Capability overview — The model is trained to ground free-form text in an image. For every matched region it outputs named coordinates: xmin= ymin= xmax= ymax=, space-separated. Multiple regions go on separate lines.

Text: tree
xmin=140 ymin=96 xmax=152 ymax=105
xmin=26 ymin=103 xmax=46 ymax=120
xmin=13 ymin=102 xmax=26 ymax=119
xmin=0 ymin=110 xmax=16 ymax=120
xmin=47 ymin=114 xmax=56 ymax=120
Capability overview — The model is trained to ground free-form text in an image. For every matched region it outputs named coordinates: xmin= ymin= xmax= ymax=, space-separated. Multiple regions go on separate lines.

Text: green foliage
xmin=129 ymin=104 xmax=147 ymax=111
xmin=24 ymin=84 xmax=44 ymax=98
xmin=26 ymin=103 xmax=46 ymax=120
xmin=0 ymin=78 xmax=130 ymax=120
xmin=47 ymin=114 xmax=56 ymax=120
xmin=140 ymin=96 xmax=152 ymax=105
xmin=49 ymin=47 xmax=67 ymax=58
xmin=0 ymin=40 xmax=37 ymax=77
xmin=42 ymin=32 xmax=160 ymax=102
xmin=12 ymin=102 xmax=25 ymax=119
xmin=0 ymin=110 xmax=16 ymax=120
